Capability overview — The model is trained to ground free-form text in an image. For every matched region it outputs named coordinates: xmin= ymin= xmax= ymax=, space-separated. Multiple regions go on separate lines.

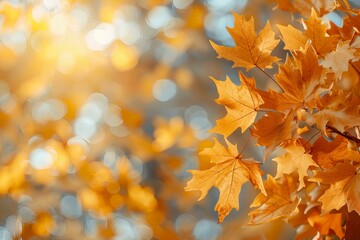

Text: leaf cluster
xmin=186 ymin=2 xmax=360 ymax=239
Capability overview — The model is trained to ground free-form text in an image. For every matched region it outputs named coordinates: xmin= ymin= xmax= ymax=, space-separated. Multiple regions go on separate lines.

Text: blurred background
xmin=0 ymin=0 xmax=359 ymax=239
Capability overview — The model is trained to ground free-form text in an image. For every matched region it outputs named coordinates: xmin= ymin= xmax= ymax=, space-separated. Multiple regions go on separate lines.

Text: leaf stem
xmin=255 ymin=65 xmax=284 ymax=92
xmin=256 ymin=108 xmax=277 ymax=113
xmin=239 ymin=134 xmax=253 ymax=155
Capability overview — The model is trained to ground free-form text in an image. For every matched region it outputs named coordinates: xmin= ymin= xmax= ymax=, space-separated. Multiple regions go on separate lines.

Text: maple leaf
xmin=210 ymin=13 xmax=280 ymax=71
xmin=303 ymin=9 xmax=339 ymax=56
xmin=185 ymin=138 xmax=266 ymax=223
xmin=321 ymin=40 xmax=359 ymax=79
xmin=310 ymin=162 xmax=360 ymax=214
xmin=311 ymin=136 xmax=360 ymax=168
xmin=248 ymin=174 xmax=300 ymax=225
xmin=251 ymin=111 xmax=294 ymax=160
xmin=211 ymin=72 xmax=264 ymax=137
xmin=273 ymin=143 xmax=318 ymax=190
xmin=278 ymin=9 xmax=338 ymax=55
xmin=312 ymin=106 xmax=360 ymax=134
xmin=258 ymin=44 xmax=324 ymax=112
xmin=275 ymin=0 xmax=337 ymax=17
xmin=298 ymin=0 xmax=337 ymax=16
xmin=308 ymin=213 xmax=344 ymax=239
xmin=277 ymin=24 xmax=307 ymax=51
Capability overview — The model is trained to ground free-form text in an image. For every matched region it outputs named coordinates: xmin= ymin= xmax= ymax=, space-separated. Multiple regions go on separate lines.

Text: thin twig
xmin=326 ymin=124 xmax=360 ymax=144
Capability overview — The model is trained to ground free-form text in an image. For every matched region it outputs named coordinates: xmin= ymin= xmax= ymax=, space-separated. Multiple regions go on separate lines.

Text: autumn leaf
xmin=311 ymin=136 xmax=360 ymax=168
xmin=273 ymin=143 xmax=318 ymax=190
xmin=187 ymin=3 xmax=360 ymax=240
xmin=211 ymin=72 xmax=264 ymax=137
xmin=185 ymin=138 xmax=266 ymax=223
xmin=210 ymin=13 xmax=280 ymax=71
xmin=274 ymin=0 xmax=337 ymax=17
xmin=278 ymin=9 xmax=338 ymax=55
xmin=251 ymin=111 xmax=294 ymax=160
xmin=310 ymin=162 xmax=360 ymax=214
xmin=308 ymin=213 xmax=344 ymax=239
xmin=321 ymin=40 xmax=359 ymax=79
xmin=312 ymin=106 xmax=360 ymax=134
xmin=258 ymin=44 xmax=324 ymax=111
xmin=277 ymin=24 xmax=307 ymax=51
xmin=303 ymin=9 xmax=339 ymax=56
xmin=248 ymin=174 xmax=300 ymax=225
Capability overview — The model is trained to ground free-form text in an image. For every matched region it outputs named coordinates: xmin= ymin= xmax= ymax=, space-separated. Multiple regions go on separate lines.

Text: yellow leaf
xmin=251 ymin=111 xmax=294 ymax=160
xmin=273 ymin=143 xmax=318 ymax=190
xmin=311 ymin=136 xmax=360 ymax=168
xmin=211 ymin=72 xmax=264 ymax=137
xmin=249 ymin=175 xmax=300 ymax=225
xmin=321 ymin=40 xmax=359 ymax=79
xmin=310 ymin=162 xmax=360 ymax=214
xmin=303 ymin=9 xmax=338 ymax=56
xmin=312 ymin=106 xmax=360 ymax=134
xmin=210 ymin=13 xmax=280 ymax=71
xmin=259 ymin=44 xmax=324 ymax=112
xmin=185 ymin=138 xmax=266 ymax=223
xmin=277 ymin=24 xmax=307 ymax=51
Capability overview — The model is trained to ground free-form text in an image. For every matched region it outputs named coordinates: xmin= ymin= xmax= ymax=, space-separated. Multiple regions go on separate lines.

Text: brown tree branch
xmin=326 ymin=125 xmax=360 ymax=144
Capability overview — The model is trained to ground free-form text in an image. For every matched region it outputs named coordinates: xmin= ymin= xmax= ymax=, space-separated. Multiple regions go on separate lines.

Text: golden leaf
xmin=211 ymin=72 xmax=264 ymax=137
xmin=210 ymin=13 xmax=280 ymax=71
xmin=310 ymin=162 xmax=360 ymax=214
xmin=249 ymin=175 xmax=300 ymax=225
xmin=273 ymin=143 xmax=318 ymax=190
xmin=251 ymin=111 xmax=294 ymax=160
xmin=185 ymin=138 xmax=266 ymax=223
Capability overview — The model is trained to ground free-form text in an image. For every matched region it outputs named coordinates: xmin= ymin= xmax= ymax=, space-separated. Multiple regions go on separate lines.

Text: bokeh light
xmin=0 ymin=0 xmax=328 ymax=239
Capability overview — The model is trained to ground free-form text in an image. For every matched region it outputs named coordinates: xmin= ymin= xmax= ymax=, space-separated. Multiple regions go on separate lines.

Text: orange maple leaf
xmin=277 ymin=24 xmax=307 ymax=52
xmin=274 ymin=0 xmax=337 ymax=17
xmin=185 ymin=138 xmax=266 ymax=223
xmin=308 ymin=213 xmax=345 ymax=239
xmin=278 ymin=9 xmax=338 ymax=55
xmin=251 ymin=111 xmax=294 ymax=160
xmin=258 ymin=44 xmax=324 ymax=112
xmin=312 ymin=106 xmax=360 ymax=134
xmin=211 ymin=72 xmax=264 ymax=137
xmin=303 ymin=9 xmax=339 ymax=56
xmin=248 ymin=174 xmax=300 ymax=225
xmin=311 ymin=136 xmax=360 ymax=168
xmin=310 ymin=162 xmax=360 ymax=214
xmin=210 ymin=13 xmax=280 ymax=71
xmin=273 ymin=143 xmax=318 ymax=190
